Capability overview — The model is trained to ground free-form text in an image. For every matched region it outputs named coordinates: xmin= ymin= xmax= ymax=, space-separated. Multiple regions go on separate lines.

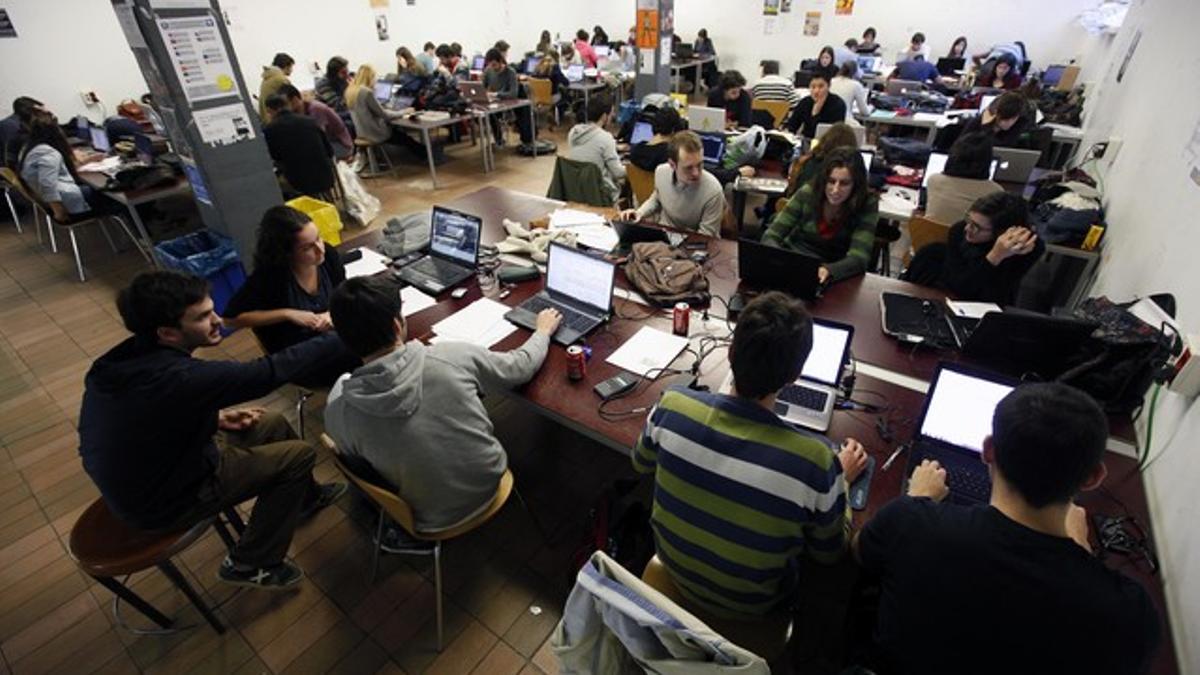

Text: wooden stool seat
xmin=642 ymin=555 xmax=791 ymax=662
xmin=70 ymin=499 xmax=212 ymax=578
xmin=353 ymin=138 xmax=375 ymax=147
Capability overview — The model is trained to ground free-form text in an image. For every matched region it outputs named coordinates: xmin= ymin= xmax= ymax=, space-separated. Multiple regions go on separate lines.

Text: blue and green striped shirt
xmin=632 ymin=386 xmax=851 ymax=619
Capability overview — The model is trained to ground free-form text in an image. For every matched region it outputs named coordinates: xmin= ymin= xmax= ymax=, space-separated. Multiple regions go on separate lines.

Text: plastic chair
xmin=354 ymin=138 xmax=397 ymax=178
xmin=322 ymin=434 xmax=533 ymax=651
xmin=904 ymin=215 xmax=952 ymax=267
xmin=625 ymin=163 xmax=656 ymax=206
xmin=526 ymin=78 xmax=561 ymax=129
xmin=641 ymin=555 xmax=792 ymax=663
xmin=751 ymin=99 xmax=791 ymax=130
xmin=69 ymin=498 xmax=244 ymax=635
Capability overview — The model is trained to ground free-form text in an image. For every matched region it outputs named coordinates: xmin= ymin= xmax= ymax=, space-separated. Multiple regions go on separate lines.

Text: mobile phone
xmin=594 ymin=374 xmax=638 ymax=400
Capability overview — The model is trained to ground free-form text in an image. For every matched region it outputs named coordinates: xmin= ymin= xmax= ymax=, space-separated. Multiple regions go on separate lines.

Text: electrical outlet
xmin=79 ymin=90 xmax=99 ymax=106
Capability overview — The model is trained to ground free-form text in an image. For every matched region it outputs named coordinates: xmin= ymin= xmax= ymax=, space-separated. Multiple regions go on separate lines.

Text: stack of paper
xmin=400 ymin=286 xmax=437 ymax=317
xmin=548 ymin=209 xmax=618 ymax=251
xmin=344 ymin=248 xmax=391 ymax=279
xmin=606 ymin=327 xmax=689 ymax=377
xmin=430 ymin=298 xmax=516 ymax=348
xmin=548 ymin=209 xmax=607 ymax=229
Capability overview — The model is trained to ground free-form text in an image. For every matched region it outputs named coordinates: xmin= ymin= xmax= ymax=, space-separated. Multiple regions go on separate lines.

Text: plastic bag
xmin=336 ymin=161 xmax=381 ymax=227
xmin=722 ymin=125 xmax=767 ymax=169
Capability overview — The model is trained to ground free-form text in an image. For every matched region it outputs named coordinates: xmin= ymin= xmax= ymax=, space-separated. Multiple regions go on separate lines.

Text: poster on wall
xmin=835 ymin=0 xmax=854 ymax=16
xmin=763 ymin=0 xmax=779 ymax=16
xmin=193 ymin=102 xmax=254 ymax=146
xmin=0 ymin=9 xmax=17 ymax=38
xmin=156 ymin=15 xmax=240 ymax=103
xmin=780 ymin=0 xmax=792 ymax=12
xmin=369 ymin=0 xmax=389 ymax=7
xmin=804 ymin=12 xmax=821 ymax=36
xmin=375 ymin=14 xmax=389 ymax=40
xmin=637 ymin=9 xmax=659 ymax=49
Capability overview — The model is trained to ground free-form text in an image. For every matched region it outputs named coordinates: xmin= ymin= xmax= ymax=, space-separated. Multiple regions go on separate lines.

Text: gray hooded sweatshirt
xmin=324 ymin=333 xmax=549 ymax=532
xmin=566 ymin=123 xmax=626 ymax=205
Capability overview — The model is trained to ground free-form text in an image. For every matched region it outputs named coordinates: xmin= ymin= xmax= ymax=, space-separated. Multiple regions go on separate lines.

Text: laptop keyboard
xmin=521 ymin=296 xmax=595 ymax=331
xmin=778 ymin=383 xmax=829 ymax=411
xmin=407 ymin=256 xmax=467 ymax=279
xmin=912 ymin=449 xmax=991 ymax=502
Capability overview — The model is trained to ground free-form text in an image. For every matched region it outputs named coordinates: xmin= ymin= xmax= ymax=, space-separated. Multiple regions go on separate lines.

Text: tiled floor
xmin=0 ymin=126 xmax=641 ymax=675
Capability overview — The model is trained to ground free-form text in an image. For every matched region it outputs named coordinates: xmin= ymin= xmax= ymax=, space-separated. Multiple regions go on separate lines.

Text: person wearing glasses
xmin=903 ymin=191 xmax=1042 ymax=305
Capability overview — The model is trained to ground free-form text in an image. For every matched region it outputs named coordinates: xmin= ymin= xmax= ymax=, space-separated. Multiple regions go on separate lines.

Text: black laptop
xmin=905 ymin=362 xmax=1018 ymax=504
xmin=611 ymin=220 xmax=685 ymax=253
xmin=936 ymin=57 xmax=966 ymax=77
xmin=395 ymin=206 xmax=481 ymax=295
xmin=737 ymin=238 xmax=823 ymax=301
xmin=963 ymin=309 xmax=1097 ymax=378
xmin=504 ymin=242 xmax=616 ymax=346
xmin=880 ymin=292 xmax=974 ymax=349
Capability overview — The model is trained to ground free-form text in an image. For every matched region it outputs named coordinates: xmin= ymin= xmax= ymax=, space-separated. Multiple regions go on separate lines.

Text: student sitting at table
xmin=834 ymin=39 xmax=859 ymax=68
xmin=274 ymin=84 xmax=354 ymax=162
xmin=18 ymin=111 xmax=115 ymax=219
xmin=706 ymin=70 xmax=753 ymax=128
xmin=532 ymin=53 xmax=571 ymax=115
xmin=262 ymin=94 xmax=337 ymax=198
xmin=388 ymin=46 xmax=428 ymax=83
xmin=450 ymin=43 xmax=471 ymax=77
xmin=536 ymin=30 xmax=553 ymax=55
xmin=345 ymin=64 xmax=426 ymax=159
xmin=947 ymin=36 xmax=969 ymax=60
xmin=620 ymin=132 xmax=726 ymax=237
xmin=482 ymin=49 xmax=536 ymax=148
xmin=1 ymin=96 xmax=42 ymax=169
xmin=574 ymin=29 xmax=598 ymax=67
xmin=560 ymin=43 xmax=583 ymax=67
xmin=784 ymin=71 xmax=847 ymax=139
xmin=895 ymin=32 xmax=931 ymax=63
xmin=751 ymin=60 xmax=801 ymax=109
xmin=258 ymin=52 xmax=294 ymax=120
xmin=629 ymin=106 xmax=684 ymax=172
xmin=982 ymin=53 xmax=1023 ymax=90
xmin=591 ymin=25 xmax=610 ymax=47
xmin=960 ymin=91 xmax=1036 ymax=148
xmin=325 ymin=275 xmax=561 ymax=544
xmin=830 ymin=61 xmax=871 ymax=119
xmin=567 ymin=96 xmax=625 ymax=205
xmin=784 ymin=122 xmax=860 ymax=202
xmin=763 ymin=146 xmax=878 ymax=284
xmin=433 ymin=44 xmax=462 ymax=87
xmin=856 ymin=27 xmax=882 ymax=54
xmin=315 ymin=56 xmax=353 ymax=128
xmin=902 ymin=191 xmax=1042 ymax=305
xmin=694 ymin=28 xmax=716 ymax=56
xmin=812 ymin=46 xmax=839 ymax=82
xmin=632 ymin=291 xmax=868 ymax=619
xmin=417 ymin=42 xmax=438 ymax=74
xmin=892 ymin=54 xmax=939 ymax=84
xmin=924 ymin=131 xmax=1003 ymax=225
xmin=853 ymin=382 xmax=1159 ymax=675
xmin=224 ymin=205 xmax=361 ymax=387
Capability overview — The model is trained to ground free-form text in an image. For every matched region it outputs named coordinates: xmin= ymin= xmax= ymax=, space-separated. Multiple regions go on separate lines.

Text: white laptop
xmin=774 ymin=318 xmax=854 ymax=432
xmin=565 ymin=64 xmax=585 ymax=82
xmin=687 ymin=105 xmax=726 ymax=134
xmin=992 ymin=147 xmax=1042 ymax=184
xmin=978 ymin=94 xmax=999 ymax=113
xmin=860 ymin=150 xmax=873 ymax=173
xmin=922 ymin=152 xmax=999 ymax=188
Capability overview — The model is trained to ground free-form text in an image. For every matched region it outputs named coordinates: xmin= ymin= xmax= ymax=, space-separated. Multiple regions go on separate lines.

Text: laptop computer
xmin=472 ymin=55 xmax=486 ymax=71
xmin=396 ymin=206 xmax=482 ymax=294
xmin=387 ymin=94 xmax=415 ymax=111
xmin=992 ymin=147 xmax=1042 ymax=184
xmin=774 ymin=318 xmax=854 ymax=432
xmin=90 ymin=127 xmax=111 ymax=154
xmin=134 ymin=133 xmax=155 ymax=164
xmin=687 ymin=105 xmax=726 ymax=134
xmin=374 ymin=82 xmax=395 ymax=103
xmin=880 ymin=292 xmax=972 ymax=349
xmin=674 ymin=43 xmax=695 ymax=60
xmin=504 ymin=242 xmax=616 ymax=346
xmin=922 ymin=152 xmax=999 ymax=188
xmin=886 ymin=79 xmax=926 ymax=97
xmin=1042 ymin=64 xmax=1066 ymax=87
xmin=904 ymin=362 xmax=1017 ymax=504
xmin=936 ymin=57 xmax=966 ymax=77
xmin=593 ymin=45 xmax=611 ymax=59
xmin=565 ymin=64 xmax=585 ymax=82
xmin=816 ymin=122 xmax=866 ymax=147
xmin=856 ymin=55 xmax=881 ymax=73
xmin=524 ymin=55 xmax=542 ymax=74
xmin=737 ymin=238 xmax=823 ymax=301
xmin=699 ymin=133 xmax=726 ymax=166
xmin=629 ymin=121 xmax=653 ymax=145
xmin=978 ymin=94 xmax=999 ymax=113
xmin=963 ymin=309 xmax=1097 ymax=378
xmin=611 ymin=219 xmax=685 ymax=252
xmin=457 ymin=81 xmax=492 ymax=105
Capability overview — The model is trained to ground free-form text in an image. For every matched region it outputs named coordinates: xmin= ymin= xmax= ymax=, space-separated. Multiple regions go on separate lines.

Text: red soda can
xmin=673 ymin=302 xmax=690 ymax=337
xmin=566 ymin=345 xmax=587 ymax=381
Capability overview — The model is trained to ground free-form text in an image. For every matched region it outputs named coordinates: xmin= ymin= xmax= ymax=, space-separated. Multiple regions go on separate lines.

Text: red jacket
xmin=575 ymin=39 xmax=598 ymax=67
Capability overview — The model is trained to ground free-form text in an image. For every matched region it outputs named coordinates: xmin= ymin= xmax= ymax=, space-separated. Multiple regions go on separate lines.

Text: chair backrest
xmin=751 ymin=99 xmax=790 ymax=130
xmin=1 ymin=166 xmax=38 ymax=205
xmin=320 ymin=434 xmax=419 ymax=535
xmin=908 ymin=215 xmax=951 ymax=254
xmin=527 ymin=78 xmax=554 ymax=105
xmin=626 ymin=163 xmax=656 ymax=206
xmin=547 ymin=156 xmax=609 ymax=207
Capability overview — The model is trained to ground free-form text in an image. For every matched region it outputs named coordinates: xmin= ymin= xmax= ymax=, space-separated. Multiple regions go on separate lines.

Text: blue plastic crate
xmin=153 ymin=230 xmax=246 ymax=315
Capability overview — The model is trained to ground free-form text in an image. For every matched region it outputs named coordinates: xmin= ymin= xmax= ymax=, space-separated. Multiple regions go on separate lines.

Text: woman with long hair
xmin=763 ymin=146 xmax=879 ymax=284
xmin=19 ymin=110 xmax=111 ymax=218
xmin=345 ymin=64 xmax=421 ymax=153
xmin=224 ymin=205 xmax=359 ymax=385
xmin=948 ymin=36 xmax=968 ymax=59
xmin=394 ymin=46 xmax=427 ymax=78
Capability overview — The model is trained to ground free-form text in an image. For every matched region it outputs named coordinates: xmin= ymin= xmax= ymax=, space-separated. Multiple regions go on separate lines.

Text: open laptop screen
xmin=374 ymin=82 xmax=394 ymax=102
xmin=800 ymin=320 xmax=852 ymax=386
xmin=90 ymin=127 xmax=111 ymax=153
xmin=923 ymin=152 xmax=999 ymax=187
xmin=630 ymin=121 xmax=653 ymax=145
xmin=699 ymin=133 xmax=725 ymax=164
xmin=546 ymin=244 xmax=615 ymax=312
xmin=472 ymin=56 xmax=486 ymax=71
xmin=430 ymin=207 xmax=481 ymax=265
xmin=565 ymin=64 xmax=584 ymax=81
xmin=920 ymin=369 xmax=1014 ymax=453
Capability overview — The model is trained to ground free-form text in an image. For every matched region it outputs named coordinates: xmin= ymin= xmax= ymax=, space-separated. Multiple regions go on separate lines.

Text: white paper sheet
xmin=572 ymin=225 xmax=620 ymax=252
xmin=155 ymin=15 xmax=241 ymax=103
xmin=343 ymin=248 xmax=391 ymax=278
xmin=192 ymin=102 xmax=255 ymax=146
xmin=400 ymin=286 xmax=437 ymax=317
xmin=606 ymin=326 xmax=689 ymax=376
xmin=548 ymin=208 xmax=607 ymax=229
xmin=912 ymin=112 xmax=943 ymax=123
xmin=430 ymin=298 xmax=516 ymax=348
xmin=945 ymin=300 xmax=1001 ymax=320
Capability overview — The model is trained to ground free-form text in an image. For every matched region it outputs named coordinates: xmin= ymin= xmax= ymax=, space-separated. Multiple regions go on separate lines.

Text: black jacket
xmin=225 ymin=247 xmax=346 ymax=354
xmin=940 ymin=221 xmax=1043 ymax=305
xmin=629 ymin=141 xmax=669 ymax=172
xmin=78 ymin=333 xmax=343 ymax=528
xmin=785 ymin=95 xmax=847 ymax=138
xmin=707 ymin=87 xmax=753 ymax=128
xmin=263 ymin=111 xmax=336 ymax=196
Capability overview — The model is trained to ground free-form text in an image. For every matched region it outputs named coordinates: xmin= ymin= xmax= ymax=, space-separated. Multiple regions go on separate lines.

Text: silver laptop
xmin=687 ymin=105 xmax=726 ymax=134
xmin=504 ymin=242 xmax=616 ymax=346
xmin=457 ymin=81 xmax=492 ymax=105
xmin=816 ymin=122 xmax=866 ymax=147
xmin=396 ymin=206 xmax=482 ymax=295
xmin=922 ymin=152 xmax=999 ymax=188
xmin=886 ymin=79 xmax=926 ymax=96
xmin=774 ymin=318 xmax=854 ymax=432
xmin=992 ymin=147 xmax=1042 ymax=184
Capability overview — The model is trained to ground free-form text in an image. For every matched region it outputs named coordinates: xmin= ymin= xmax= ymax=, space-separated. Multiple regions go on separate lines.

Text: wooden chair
xmin=69 ymin=498 xmax=244 ymax=635
xmin=1 ymin=167 xmax=46 ymax=245
xmin=641 ymin=555 xmax=792 ymax=663
xmin=354 ymin=138 xmax=397 ymax=178
xmin=625 ymin=163 xmax=656 ymax=206
xmin=322 ymin=434 xmax=532 ymax=651
xmin=751 ymin=99 xmax=791 ymax=130
xmin=0 ymin=166 xmax=24 ymax=233
xmin=526 ymin=78 xmax=561 ymax=130
xmin=903 ymin=215 xmax=952 ymax=267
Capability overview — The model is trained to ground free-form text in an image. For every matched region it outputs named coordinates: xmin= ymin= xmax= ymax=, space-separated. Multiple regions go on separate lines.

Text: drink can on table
xmin=673 ymin=302 xmax=690 ymax=337
xmin=566 ymin=345 xmax=587 ymax=381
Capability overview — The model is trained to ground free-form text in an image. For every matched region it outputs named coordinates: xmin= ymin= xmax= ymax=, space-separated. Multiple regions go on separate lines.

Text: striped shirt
xmin=751 ymin=75 xmax=801 ymax=108
xmin=762 ymin=183 xmax=879 ymax=283
xmin=632 ymin=386 xmax=850 ymax=619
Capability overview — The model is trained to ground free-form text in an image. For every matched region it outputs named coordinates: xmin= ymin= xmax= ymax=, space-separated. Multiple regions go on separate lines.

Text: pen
xmin=881 ymin=443 xmax=908 ymax=472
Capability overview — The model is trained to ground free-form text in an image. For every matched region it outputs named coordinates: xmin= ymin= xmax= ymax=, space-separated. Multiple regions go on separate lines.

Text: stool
xmin=68 ymin=498 xmax=244 ymax=634
xmin=354 ymin=138 xmax=396 ymax=178
xmin=641 ymin=555 xmax=792 ymax=662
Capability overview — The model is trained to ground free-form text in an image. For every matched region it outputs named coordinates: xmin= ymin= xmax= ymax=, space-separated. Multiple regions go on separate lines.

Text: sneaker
xmin=217 ymin=557 xmax=304 ymax=590
xmin=301 ymin=481 xmax=348 ymax=519
xmin=376 ymin=523 xmax=435 ymax=554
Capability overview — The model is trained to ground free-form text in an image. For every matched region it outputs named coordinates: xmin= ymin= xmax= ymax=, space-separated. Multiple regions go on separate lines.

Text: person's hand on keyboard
xmin=535 ymin=309 xmax=563 ymax=336
xmin=907 ymin=459 xmax=949 ymax=501
xmin=838 ymin=439 xmax=868 ymax=483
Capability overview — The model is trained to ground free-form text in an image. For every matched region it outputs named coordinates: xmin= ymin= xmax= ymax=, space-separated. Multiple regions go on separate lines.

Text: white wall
xmin=1076 ymin=1 xmax=1200 ymax=670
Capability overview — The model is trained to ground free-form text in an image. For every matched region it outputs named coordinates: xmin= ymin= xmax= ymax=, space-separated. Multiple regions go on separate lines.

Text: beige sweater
xmin=925 ymin=174 xmax=1004 ymax=225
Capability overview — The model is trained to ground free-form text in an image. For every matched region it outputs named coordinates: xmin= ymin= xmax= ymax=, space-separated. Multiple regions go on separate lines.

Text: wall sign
xmin=636 ymin=9 xmax=659 ymax=49
xmin=0 ymin=8 xmax=16 ymax=38
xmin=156 ymin=15 xmax=240 ymax=103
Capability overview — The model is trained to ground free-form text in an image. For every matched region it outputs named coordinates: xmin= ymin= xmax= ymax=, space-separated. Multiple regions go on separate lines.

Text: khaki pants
xmin=163 ymin=412 xmax=316 ymax=568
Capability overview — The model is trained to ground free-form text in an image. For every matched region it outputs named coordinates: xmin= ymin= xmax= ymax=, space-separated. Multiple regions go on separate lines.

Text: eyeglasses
xmin=964 ymin=216 xmax=993 ymax=234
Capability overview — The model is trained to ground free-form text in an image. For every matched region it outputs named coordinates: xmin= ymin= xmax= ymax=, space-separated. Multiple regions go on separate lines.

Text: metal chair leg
xmin=158 ymin=560 xmax=225 ymax=634
xmin=67 ymin=227 xmax=86 ymax=281
xmin=109 ymin=215 xmax=152 ymax=264
xmin=512 ymin=485 xmax=551 ymax=544
xmin=433 ymin=542 xmax=443 ymax=652
xmin=44 ymin=213 xmax=58 ymax=252
xmin=4 ymin=188 xmax=20 ymax=233
xmin=98 ymin=220 xmax=118 ymax=253
xmin=93 ymin=575 xmax=174 ymax=630
xmin=34 ymin=205 xmax=43 ymax=244
xmin=295 ymin=389 xmax=313 ymax=441
xmin=370 ymin=509 xmax=385 ymax=584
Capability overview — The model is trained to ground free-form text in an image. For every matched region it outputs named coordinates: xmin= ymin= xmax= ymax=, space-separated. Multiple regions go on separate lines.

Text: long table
xmin=343 ymin=186 xmax=1176 ymax=674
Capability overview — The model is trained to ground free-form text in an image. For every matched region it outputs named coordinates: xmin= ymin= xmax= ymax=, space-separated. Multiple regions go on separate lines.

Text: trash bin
xmin=153 ymin=230 xmax=246 ymax=315
xmin=286 ymin=195 xmax=343 ymax=245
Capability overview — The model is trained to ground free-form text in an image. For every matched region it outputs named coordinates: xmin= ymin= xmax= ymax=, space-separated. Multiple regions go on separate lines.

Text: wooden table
xmin=390 ymin=111 xmax=488 ymax=189
xmin=342 ymin=187 xmax=1175 ymax=673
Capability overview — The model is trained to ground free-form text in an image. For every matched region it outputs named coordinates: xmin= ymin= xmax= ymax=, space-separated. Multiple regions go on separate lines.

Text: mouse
xmin=727 ymin=293 xmax=747 ymax=314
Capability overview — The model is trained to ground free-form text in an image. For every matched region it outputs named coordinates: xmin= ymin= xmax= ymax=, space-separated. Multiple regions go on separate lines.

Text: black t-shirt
xmin=858 ymin=498 xmax=1159 ymax=675
xmin=785 ymin=95 xmax=847 ymax=138
xmin=706 ymin=87 xmax=752 ymax=128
